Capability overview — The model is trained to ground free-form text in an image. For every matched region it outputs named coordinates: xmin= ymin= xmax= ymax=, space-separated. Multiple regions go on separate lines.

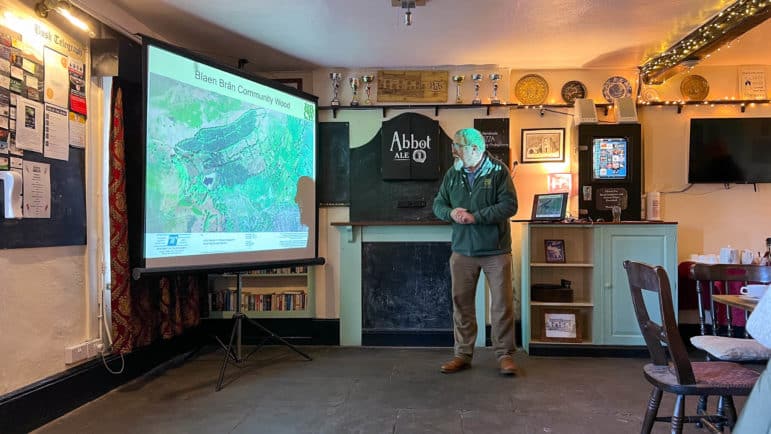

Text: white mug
xmin=740 ymin=284 xmax=770 ymax=298
xmin=719 ymin=247 xmax=739 ymax=264
xmin=741 ymin=249 xmax=755 ymax=265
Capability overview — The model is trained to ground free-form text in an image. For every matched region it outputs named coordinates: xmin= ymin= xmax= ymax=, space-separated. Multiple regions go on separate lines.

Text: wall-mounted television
xmin=136 ymin=37 xmax=319 ymax=275
xmin=591 ymin=137 xmax=629 ymax=181
xmin=689 ymin=118 xmax=771 ymax=184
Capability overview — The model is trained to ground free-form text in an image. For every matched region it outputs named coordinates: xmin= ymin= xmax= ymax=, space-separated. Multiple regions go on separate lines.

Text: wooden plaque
xmin=377 ymin=70 xmax=448 ymax=103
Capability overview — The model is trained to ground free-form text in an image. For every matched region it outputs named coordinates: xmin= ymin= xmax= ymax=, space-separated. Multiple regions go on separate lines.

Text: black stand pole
xmin=215 ymin=272 xmax=312 ymax=391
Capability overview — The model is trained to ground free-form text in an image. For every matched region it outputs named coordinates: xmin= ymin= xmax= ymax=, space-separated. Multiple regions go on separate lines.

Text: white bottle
xmin=646 ymin=191 xmax=661 ymax=221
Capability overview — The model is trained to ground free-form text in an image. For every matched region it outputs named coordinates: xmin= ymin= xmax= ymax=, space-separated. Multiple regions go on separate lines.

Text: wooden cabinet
xmin=521 ymin=222 xmax=677 ymax=353
xmin=206 ymin=267 xmax=314 ymax=319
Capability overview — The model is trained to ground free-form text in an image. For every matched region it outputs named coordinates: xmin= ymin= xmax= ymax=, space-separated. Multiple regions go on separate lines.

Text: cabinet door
xmin=599 ymin=225 xmax=677 ymax=346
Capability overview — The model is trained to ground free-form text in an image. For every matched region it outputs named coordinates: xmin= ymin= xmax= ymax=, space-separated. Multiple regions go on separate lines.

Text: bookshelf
xmin=207 ymin=266 xmax=314 ymax=319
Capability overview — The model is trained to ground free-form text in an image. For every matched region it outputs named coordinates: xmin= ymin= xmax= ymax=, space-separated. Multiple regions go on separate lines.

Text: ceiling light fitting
xmin=35 ymin=0 xmax=95 ymax=37
xmin=640 ymin=0 xmax=771 ymax=85
xmin=392 ymin=0 xmax=425 ymax=26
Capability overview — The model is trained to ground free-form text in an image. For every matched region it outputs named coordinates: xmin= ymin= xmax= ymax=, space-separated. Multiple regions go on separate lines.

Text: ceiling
xmin=73 ymin=0 xmax=771 ymax=72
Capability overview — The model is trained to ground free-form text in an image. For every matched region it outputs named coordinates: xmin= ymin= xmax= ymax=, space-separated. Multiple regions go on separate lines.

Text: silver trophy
xmin=329 ymin=72 xmax=342 ymax=106
xmin=471 ymin=74 xmax=483 ymax=105
xmin=489 ymin=73 xmax=502 ymax=104
xmin=349 ymin=76 xmax=361 ymax=106
xmin=361 ymin=75 xmax=375 ymax=105
xmin=451 ymin=75 xmax=465 ymax=104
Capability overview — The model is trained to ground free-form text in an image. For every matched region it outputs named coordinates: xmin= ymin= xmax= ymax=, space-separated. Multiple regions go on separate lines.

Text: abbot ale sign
xmin=381 ymin=113 xmax=439 ymax=180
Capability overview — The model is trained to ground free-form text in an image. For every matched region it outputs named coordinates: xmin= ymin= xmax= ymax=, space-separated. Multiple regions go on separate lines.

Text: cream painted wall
xmin=0 ymin=247 xmax=88 ymax=393
xmin=0 ymin=0 xmax=103 ymax=395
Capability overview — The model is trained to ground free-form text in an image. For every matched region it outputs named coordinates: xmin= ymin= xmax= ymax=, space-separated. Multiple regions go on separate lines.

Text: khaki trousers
xmin=449 ymin=252 xmax=515 ymax=362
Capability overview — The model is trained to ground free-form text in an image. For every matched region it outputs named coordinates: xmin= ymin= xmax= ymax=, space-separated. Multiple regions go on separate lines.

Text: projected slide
xmin=144 ymin=44 xmax=316 ymax=264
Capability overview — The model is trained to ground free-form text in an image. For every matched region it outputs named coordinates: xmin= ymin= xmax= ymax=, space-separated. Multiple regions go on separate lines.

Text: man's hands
xmin=450 ymin=207 xmax=476 ymax=224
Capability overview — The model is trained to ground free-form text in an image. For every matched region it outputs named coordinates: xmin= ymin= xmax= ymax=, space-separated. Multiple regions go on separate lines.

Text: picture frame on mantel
xmin=521 ymin=128 xmax=565 ymax=163
xmin=275 ymin=78 xmax=303 ymax=91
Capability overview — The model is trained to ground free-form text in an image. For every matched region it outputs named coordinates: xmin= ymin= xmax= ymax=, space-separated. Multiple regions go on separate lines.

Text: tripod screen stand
xmin=215 ymin=272 xmax=312 ymax=391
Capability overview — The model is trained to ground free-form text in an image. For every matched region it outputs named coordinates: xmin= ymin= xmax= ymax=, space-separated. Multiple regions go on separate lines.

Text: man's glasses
xmin=452 ymin=142 xmax=473 ymax=150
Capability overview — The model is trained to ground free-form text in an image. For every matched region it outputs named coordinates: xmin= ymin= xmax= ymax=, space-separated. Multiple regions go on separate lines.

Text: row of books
xmin=239 ymin=266 xmax=308 ymax=275
xmin=208 ymin=289 xmax=307 ymax=312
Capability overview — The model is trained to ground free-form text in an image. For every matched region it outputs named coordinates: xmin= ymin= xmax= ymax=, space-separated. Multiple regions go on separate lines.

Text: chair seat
xmin=644 ymin=362 xmax=759 ymax=396
xmin=690 ymin=335 xmax=771 ymax=362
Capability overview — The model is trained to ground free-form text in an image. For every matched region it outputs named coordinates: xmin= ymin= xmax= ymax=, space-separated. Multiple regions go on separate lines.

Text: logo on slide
xmin=167 ymin=235 xmax=179 ymax=246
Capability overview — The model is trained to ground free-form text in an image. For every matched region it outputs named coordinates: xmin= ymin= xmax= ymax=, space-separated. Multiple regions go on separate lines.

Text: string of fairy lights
xmin=640 ymin=0 xmax=770 ymax=85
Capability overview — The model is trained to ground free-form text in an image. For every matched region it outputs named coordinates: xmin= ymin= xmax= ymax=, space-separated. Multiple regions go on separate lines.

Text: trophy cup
xmin=349 ymin=76 xmax=361 ymax=106
xmin=451 ymin=75 xmax=465 ymax=104
xmin=471 ymin=74 xmax=483 ymax=105
xmin=361 ymin=75 xmax=375 ymax=105
xmin=489 ymin=73 xmax=502 ymax=104
xmin=329 ymin=72 xmax=342 ymax=106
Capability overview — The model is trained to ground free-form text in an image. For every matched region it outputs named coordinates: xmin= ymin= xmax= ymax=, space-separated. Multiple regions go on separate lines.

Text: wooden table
xmin=712 ymin=294 xmax=758 ymax=312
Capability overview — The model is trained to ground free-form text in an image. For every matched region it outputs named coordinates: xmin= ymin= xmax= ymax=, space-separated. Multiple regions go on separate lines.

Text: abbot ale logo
xmin=389 ymin=131 xmax=432 ymax=163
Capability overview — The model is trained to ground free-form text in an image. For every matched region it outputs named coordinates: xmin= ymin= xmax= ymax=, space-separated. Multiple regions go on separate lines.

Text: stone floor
xmin=33 ymin=346 xmax=752 ymax=434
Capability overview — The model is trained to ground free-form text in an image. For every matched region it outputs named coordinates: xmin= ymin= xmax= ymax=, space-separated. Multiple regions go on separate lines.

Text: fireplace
xmin=361 ymin=241 xmax=453 ymax=346
xmin=333 ymin=222 xmax=486 ymax=347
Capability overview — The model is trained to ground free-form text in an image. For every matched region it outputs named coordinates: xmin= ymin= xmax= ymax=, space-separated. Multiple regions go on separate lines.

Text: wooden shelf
xmin=220 ymin=273 xmax=308 ymax=277
xmin=207 ymin=310 xmax=312 ymax=319
xmin=530 ymin=262 xmax=594 ymax=267
xmin=531 ymin=302 xmax=594 ymax=308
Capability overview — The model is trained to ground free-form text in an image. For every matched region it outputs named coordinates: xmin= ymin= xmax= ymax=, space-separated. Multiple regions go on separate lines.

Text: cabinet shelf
xmin=531 ymin=302 xmax=594 ymax=308
xmin=530 ymin=262 xmax=594 ymax=268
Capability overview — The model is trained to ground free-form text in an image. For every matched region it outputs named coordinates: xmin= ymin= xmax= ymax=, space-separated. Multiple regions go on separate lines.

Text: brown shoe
xmin=440 ymin=357 xmax=471 ymax=374
xmin=499 ymin=356 xmax=518 ymax=376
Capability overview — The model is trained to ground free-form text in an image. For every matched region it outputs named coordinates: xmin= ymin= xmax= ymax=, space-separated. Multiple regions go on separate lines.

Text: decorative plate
xmin=641 ymin=87 xmax=660 ymax=102
xmin=560 ymin=80 xmax=587 ymax=104
xmin=602 ymin=76 xmax=632 ymax=102
xmin=515 ymin=74 xmax=549 ymax=105
xmin=680 ymin=74 xmax=709 ymax=101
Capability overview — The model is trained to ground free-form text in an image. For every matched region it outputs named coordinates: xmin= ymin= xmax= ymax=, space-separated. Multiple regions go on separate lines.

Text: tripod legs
xmin=215 ymin=313 xmax=312 ymax=391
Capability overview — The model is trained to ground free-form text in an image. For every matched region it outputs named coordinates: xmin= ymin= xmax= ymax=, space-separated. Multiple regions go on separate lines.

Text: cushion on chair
xmin=690 ymin=335 xmax=771 ymax=362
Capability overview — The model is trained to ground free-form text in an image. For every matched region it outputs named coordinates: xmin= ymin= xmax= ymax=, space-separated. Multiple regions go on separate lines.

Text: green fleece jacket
xmin=433 ymin=154 xmax=518 ymax=256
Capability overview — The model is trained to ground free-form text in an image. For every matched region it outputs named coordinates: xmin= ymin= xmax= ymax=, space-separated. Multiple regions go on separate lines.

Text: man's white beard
xmin=453 ymin=158 xmax=464 ymax=171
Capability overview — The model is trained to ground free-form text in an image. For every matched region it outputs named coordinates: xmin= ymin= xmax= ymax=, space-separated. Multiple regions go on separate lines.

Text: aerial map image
xmin=144 ymin=74 xmax=314 ymax=235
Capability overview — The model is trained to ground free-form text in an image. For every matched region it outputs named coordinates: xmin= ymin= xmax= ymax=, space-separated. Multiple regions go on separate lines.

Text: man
xmin=433 ymin=128 xmax=519 ymax=375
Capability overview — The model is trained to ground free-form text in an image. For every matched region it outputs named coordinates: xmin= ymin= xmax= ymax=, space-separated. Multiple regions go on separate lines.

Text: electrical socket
xmin=64 ymin=343 xmax=88 ymax=364
xmin=65 ymin=339 xmax=103 ymax=364
xmin=86 ymin=340 xmax=103 ymax=358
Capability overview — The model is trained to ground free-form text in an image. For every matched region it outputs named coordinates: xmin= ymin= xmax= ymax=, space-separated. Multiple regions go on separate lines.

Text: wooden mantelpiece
xmin=331 ymin=221 xmax=449 ymax=226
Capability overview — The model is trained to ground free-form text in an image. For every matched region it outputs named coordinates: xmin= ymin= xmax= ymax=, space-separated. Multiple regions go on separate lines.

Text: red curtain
xmin=108 ymin=86 xmax=201 ymax=354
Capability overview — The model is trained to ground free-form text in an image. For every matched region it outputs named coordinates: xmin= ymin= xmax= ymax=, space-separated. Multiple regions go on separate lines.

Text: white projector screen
xmin=140 ymin=40 xmax=318 ymax=272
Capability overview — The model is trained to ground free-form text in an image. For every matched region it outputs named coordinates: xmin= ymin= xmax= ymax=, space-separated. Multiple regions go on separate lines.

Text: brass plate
xmin=680 ymin=74 xmax=709 ymax=101
xmin=515 ymin=74 xmax=549 ymax=105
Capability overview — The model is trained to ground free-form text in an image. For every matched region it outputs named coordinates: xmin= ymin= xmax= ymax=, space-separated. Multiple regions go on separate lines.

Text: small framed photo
xmin=542 ymin=309 xmax=582 ymax=343
xmin=544 ymin=239 xmax=566 ymax=263
xmin=521 ymin=128 xmax=565 ymax=163
xmin=275 ymin=78 xmax=303 ymax=91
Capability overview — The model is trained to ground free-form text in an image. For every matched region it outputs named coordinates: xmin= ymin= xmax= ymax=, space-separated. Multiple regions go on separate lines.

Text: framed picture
xmin=521 ymin=128 xmax=565 ymax=163
xmin=275 ymin=78 xmax=303 ymax=91
xmin=542 ymin=309 xmax=582 ymax=343
xmin=547 ymin=173 xmax=572 ymax=193
xmin=544 ymin=239 xmax=566 ymax=263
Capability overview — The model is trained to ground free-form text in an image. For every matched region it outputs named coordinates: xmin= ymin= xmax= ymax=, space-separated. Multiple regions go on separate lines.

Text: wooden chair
xmin=690 ymin=263 xmax=771 ymax=337
xmin=624 ymin=260 xmax=760 ymax=434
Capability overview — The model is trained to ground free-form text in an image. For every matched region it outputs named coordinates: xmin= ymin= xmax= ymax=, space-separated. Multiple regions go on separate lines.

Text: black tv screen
xmin=688 ymin=118 xmax=771 ymax=184
xmin=139 ymin=38 xmax=319 ymax=273
xmin=591 ymin=138 xmax=628 ymax=180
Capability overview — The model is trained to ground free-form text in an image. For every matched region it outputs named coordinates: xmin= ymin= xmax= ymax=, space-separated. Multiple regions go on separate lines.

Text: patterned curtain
xmin=108 ymin=85 xmax=201 ymax=354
